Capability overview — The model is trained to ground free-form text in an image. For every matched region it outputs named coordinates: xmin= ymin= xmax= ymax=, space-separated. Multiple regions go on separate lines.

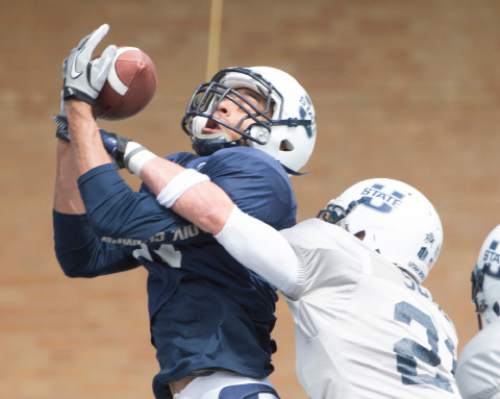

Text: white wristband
xmin=124 ymin=141 xmax=157 ymax=176
xmin=156 ymin=168 xmax=210 ymax=208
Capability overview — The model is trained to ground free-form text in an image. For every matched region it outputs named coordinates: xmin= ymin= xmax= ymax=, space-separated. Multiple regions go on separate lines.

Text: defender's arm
xmin=128 ymin=150 xmax=303 ymax=297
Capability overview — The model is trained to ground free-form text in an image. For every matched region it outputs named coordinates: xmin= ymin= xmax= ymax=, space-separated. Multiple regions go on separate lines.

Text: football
xmin=93 ymin=47 xmax=157 ymax=120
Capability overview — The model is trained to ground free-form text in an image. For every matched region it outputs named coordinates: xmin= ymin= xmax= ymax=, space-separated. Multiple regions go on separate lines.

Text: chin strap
xmin=283 ymin=165 xmax=306 ymax=176
xmin=192 ymin=136 xmax=247 ymax=156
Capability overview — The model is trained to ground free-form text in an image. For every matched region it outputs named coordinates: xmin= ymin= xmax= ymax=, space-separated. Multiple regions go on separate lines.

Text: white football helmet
xmin=181 ymin=66 xmax=316 ymax=172
xmin=472 ymin=225 xmax=500 ymax=329
xmin=318 ymin=178 xmax=443 ymax=283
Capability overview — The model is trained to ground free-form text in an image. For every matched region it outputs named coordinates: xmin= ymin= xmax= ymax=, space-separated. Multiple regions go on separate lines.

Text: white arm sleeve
xmin=215 ymin=207 xmax=302 ymax=298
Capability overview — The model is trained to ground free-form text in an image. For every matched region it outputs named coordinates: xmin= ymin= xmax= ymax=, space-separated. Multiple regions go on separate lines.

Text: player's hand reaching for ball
xmin=62 ymin=24 xmax=117 ymax=104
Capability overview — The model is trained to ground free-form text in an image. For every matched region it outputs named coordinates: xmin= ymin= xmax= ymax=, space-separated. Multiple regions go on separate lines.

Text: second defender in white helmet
xmin=456 ymin=225 xmax=500 ymax=399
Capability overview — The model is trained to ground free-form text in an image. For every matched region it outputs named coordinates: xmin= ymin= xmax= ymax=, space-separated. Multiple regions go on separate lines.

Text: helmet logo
xmin=417 ymin=247 xmax=429 ymax=261
xmin=299 ymin=95 xmax=315 ymax=138
xmin=483 ymin=240 xmax=499 ymax=261
xmin=483 ymin=240 xmax=500 ymax=278
xmin=425 ymin=233 xmax=436 ymax=244
xmin=360 ymin=183 xmax=405 ymax=214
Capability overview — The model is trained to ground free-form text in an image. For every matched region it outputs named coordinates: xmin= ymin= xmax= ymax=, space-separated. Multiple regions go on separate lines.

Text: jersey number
xmin=393 ymin=301 xmax=453 ymax=392
xmin=133 ymin=243 xmax=182 ymax=268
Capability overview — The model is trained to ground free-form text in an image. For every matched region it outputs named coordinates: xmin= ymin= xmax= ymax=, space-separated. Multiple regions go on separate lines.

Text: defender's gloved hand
xmin=99 ymin=130 xmax=129 ymax=168
xmin=62 ymin=24 xmax=117 ymax=104
xmin=53 ymin=115 xmax=129 ymax=168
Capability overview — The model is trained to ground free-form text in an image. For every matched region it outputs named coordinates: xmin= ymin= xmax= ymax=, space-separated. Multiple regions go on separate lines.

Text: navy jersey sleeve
xmin=77 ymin=163 xmax=211 ymax=245
xmin=53 ymin=211 xmax=140 ymax=277
xmin=199 ymin=147 xmax=296 ymax=229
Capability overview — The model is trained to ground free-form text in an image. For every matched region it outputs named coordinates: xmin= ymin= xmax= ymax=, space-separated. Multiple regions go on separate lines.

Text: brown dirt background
xmin=1 ymin=1 xmax=500 ymax=398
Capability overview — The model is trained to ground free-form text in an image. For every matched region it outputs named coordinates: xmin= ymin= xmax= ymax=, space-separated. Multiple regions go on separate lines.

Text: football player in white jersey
xmin=155 ymin=172 xmax=461 ymax=397
xmin=98 ymin=134 xmax=460 ymax=397
xmin=456 ymin=225 xmax=500 ymax=399
xmin=208 ymin=178 xmax=460 ymax=399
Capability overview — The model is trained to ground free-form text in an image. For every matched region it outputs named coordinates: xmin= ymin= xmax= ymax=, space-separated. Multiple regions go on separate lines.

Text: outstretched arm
xmin=59 ymin=25 xmax=210 ymax=245
xmin=53 ymin=122 xmax=139 ymax=277
xmin=66 ymin=101 xmax=111 ymax=175
xmin=53 ymin=138 xmax=86 ymax=214
xmin=121 ymin=148 xmax=303 ymax=298
xmin=59 ymin=24 xmax=301 ymax=293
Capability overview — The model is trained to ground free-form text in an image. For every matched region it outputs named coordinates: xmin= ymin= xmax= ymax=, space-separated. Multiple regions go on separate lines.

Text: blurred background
xmin=2 ymin=0 xmax=500 ymax=397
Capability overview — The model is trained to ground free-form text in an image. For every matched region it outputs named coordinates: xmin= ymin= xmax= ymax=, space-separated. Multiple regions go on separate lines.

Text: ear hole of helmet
xmin=280 ymin=139 xmax=294 ymax=151
xmin=354 ymin=231 xmax=366 ymax=241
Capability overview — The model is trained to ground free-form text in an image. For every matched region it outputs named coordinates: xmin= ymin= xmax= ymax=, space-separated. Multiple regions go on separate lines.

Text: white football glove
xmin=62 ymin=24 xmax=117 ymax=104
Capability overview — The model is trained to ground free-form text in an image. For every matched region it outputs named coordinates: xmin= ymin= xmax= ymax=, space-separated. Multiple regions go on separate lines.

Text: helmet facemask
xmin=182 ymin=68 xmax=277 ymax=155
xmin=317 ymin=199 xmax=364 ymax=225
xmin=472 ymin=265 xmax=487 ymax=329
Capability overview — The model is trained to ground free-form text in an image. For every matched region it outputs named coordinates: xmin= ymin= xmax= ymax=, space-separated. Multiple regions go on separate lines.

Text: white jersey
xmin=456 ymin=321 xmax=500 ymax=399
xmin=280 ymin=219 xmax=460 ymax=399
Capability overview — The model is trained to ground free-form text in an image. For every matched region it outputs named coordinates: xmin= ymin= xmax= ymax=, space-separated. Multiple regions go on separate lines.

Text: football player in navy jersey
xmin=53 ymin=25 xmax=316 ymax=398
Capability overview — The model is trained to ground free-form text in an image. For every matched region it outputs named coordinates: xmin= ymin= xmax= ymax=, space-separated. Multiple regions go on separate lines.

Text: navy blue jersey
xmin=53 ymin=146 xmax=296 ymax=398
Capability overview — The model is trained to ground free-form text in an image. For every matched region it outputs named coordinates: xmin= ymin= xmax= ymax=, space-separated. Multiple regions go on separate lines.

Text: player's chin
xmin=201 ymin=127 xmax=221 ymax=135
xmin=201 ymin=128 xmax=236 ymax=141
